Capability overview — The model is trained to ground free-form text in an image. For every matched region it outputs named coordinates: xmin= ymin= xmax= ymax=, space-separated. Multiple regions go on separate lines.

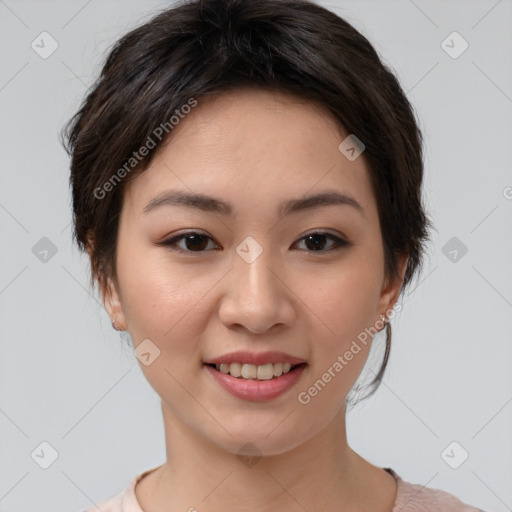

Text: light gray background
xmin=1 ymin=1 xmax=511 ymax=511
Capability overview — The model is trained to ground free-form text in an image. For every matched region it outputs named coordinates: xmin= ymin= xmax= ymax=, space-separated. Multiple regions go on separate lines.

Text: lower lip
xmin=204 ymin=363 xmax=307 ymax=401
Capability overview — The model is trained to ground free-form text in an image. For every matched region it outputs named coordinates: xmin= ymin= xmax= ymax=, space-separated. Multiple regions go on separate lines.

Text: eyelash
xmin=159 ymin=230 xmax=350 ymax=254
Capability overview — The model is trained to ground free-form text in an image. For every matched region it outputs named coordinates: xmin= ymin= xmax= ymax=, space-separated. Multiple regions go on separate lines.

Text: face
xmin=102 ymin=88 xmax=405 ymax=456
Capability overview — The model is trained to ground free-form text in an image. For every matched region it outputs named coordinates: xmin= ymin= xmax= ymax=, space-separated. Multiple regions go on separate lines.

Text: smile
xmin=209 ymin=362 xmax=299 ymax=380
xmin=204 ymin=362 xmax=308 ymax=401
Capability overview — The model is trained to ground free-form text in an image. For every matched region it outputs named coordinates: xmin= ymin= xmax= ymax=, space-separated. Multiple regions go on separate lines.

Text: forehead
xmin=166 ymin=87 xmax=345 ymax=156
xmin=122 ymin=88 xmax=377 ymax=223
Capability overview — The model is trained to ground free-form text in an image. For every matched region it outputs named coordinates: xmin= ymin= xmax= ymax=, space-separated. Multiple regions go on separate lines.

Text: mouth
xmin=204 ymin=362 xmax=307 ymax=381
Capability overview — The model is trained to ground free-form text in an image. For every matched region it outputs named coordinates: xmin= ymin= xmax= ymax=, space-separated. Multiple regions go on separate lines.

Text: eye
xmin=293 ymin=231 xmax=350 ymax=252
xmin=159 ymin=232 xmax=220 ymax=253
xmin=159 ymin=230 xmax=349 ymax=254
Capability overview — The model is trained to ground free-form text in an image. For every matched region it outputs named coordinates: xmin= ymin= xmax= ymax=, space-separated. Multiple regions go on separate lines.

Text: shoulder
xmin=385 ymin=468 xmax=484 ymax=511
xmin=79 ymin=490 xmax=124 ymax=512
xmin=78 ymin=465 xmax=162 ymax=512
xmin=78 ymin=473 xmax=140 ymax=512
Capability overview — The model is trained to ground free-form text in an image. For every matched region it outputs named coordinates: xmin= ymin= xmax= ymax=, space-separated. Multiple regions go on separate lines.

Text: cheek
xmin=303 ymin=260 xmax=381 ymax=345
xmin=295 ymin=259 xmax=382 ymax=404
xmin=115 ymin=248 xmax=214 ymax=399
xmin=115 ymin=244 xmax=210 ymax=345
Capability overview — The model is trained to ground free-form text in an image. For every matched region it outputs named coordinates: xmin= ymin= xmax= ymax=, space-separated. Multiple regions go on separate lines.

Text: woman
xmin=64 ymin=0 xmax=482 ymax=510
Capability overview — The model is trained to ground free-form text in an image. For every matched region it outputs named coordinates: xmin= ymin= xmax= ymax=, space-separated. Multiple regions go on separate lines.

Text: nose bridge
xmin=234 ymin=235 xmax=281 ymax=302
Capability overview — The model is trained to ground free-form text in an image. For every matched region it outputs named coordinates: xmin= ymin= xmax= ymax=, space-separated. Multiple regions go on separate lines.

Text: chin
xmin=206 ymin=418 xmax=315 ymax=459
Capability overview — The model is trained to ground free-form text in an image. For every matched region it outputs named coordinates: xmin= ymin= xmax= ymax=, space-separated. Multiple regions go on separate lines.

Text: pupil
xmin=187 ymin=235 xmax=207 ymax=251
xmin=306 ymin=234 xmax=326 ymax=251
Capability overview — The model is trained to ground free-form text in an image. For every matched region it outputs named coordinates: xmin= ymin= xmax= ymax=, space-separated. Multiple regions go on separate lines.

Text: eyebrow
xmin=143 ymin=189 xmax=365 ymax=219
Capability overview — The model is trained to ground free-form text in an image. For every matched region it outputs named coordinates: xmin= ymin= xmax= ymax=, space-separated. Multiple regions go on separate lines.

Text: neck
xmin=135 ymin=401 xmax=397 ymax=512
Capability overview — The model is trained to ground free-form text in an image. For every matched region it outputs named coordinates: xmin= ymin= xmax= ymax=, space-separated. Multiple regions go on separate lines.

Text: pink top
xmin=81 ymin=466 xmax=483 ymax=511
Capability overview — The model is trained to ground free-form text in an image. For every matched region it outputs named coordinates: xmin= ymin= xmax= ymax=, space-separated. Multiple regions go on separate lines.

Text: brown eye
xmin=160 ymin=232 xmax=219 ymax=253
xmin=294 ymin=232 xmax=349 ymax=252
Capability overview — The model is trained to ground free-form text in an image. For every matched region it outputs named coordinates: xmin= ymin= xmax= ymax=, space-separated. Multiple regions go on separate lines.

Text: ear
xmin=102 ymin=276 xmax=127 ymax=331
xmin=376 ymin=254 xmax=408 ymax=320
xmin=85 ymin=239 xmax=127 ymax=331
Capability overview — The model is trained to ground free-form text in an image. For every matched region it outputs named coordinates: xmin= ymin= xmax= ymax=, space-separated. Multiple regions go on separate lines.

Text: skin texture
xmin=100 ymin=88 xmax=407 ymax=511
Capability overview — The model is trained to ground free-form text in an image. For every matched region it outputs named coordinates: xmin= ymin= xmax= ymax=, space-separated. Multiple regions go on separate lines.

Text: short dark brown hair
xmin=62 ymin=0 xmax=434 ymax=403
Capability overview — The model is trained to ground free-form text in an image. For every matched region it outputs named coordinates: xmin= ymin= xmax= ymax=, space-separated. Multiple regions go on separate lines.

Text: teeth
xmin=273 ymin=362 xmax=283 ymax=377
xmin=256 ymin=363 xmax=273 ymax=380
xmin=228 ymin=362 xmax=241 ymax=377
xmin=214 ymin=362 xmax=298 ymax=380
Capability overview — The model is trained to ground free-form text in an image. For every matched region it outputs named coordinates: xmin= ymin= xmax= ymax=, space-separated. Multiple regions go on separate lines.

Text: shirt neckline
xmin=125 ymin=464 xmax=404 ymax=511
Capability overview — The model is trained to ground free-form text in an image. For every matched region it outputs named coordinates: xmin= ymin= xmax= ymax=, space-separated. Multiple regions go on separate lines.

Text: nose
xmin=218 ymin=244 xmax=296 ymax=334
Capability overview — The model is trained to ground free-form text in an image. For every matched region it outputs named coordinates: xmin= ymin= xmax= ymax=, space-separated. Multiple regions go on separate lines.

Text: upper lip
xmin=204 ymin=351 xmax=306 ymax=366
